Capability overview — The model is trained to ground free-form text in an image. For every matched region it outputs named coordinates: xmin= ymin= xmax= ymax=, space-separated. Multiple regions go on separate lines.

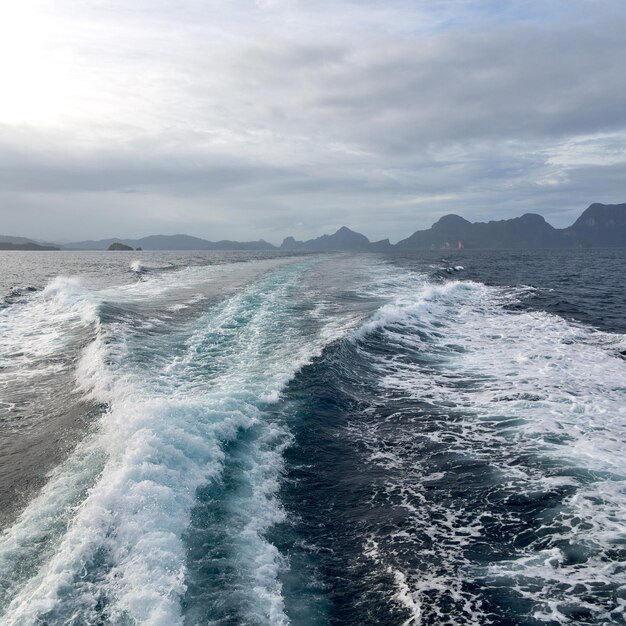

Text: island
xmin=107 ymin=242 xmax=134 ymax=251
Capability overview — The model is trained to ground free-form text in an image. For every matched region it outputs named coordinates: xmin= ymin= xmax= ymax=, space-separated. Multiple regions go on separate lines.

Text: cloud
xmin=0 ymin=0 xmax=625 ymax=241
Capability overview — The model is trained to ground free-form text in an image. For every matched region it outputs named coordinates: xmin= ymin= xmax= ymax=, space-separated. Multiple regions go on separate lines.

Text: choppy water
xmin=0 ymin=248 xmax=624 ymax=625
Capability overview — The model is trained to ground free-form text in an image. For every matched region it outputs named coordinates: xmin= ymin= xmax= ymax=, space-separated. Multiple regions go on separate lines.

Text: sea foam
xmin=352 ymin=278 xmax=626 ymax=623
xmin=0 ymin=258 xmax=366 ymax=625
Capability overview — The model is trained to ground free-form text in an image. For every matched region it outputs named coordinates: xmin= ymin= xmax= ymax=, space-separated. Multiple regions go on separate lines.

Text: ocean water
xmin=0 ymin=248 xmax=624 ymax=625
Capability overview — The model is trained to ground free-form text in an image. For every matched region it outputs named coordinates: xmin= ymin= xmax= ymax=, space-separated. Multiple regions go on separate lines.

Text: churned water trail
xmin=277 ymin=271 xmax=626 ymax=625
xmin=0 ymin=249 xmax=624 ymax=625
xmin=0 ymin=254 xmax=381 ymax=625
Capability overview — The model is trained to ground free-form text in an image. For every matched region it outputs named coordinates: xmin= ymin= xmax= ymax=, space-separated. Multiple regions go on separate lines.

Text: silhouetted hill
xmin=63 ymin=234 xmax=277 ymax=251
xmin=396 ymin=214 xmax=471 ymax=249
xmin=396 ymin=204 xmax=626 ymax=249
xmin=369 ymin=238 xmax=393 ymax=251
xmin=108 ymin=242 xmax=134 ymax=251
xmin=562 ymin=203 xmax=626 ymax=247
xmin=396 ymin=213 xmax=565 ymax=249
xmin=12 ymin=202 xmax=626 ymax=253
xmin=280 ymin=226 xmax=373 ymax=251
xmin=0 ymin=236 xmax=59 ymax=251
xmin=0 ymin=242 xmax=59 ymax=251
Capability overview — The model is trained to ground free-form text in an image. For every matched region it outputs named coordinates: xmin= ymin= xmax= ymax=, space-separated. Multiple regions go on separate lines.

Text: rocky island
xmin=107 ymin=242 xmax=134 ymax=251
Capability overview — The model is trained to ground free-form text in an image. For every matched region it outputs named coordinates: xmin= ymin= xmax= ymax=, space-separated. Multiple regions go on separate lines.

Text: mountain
xmin=0 ymin=235 xmax=38 ymax=245
xmin=280 ymin=226 xmax=375 ymax=251
xmin=396 ymin=204 xmax=626 ymax=249
xmin=562 ymin=203 xmax=626 ymax=247
xmin=395 ymin=214 xmax=471 ymax=249
xmin=8 ymin=202 xmax=626 ymax=253
xmin=0 ymin=235 xmax=59 ymax=251
xmin=66 ymin=227 xmax=383 ymax=252
xmin=62 ymin=234 xmax=277 ymax=251
xmin=396 ymin=212 xmax=564 ymax=249
xmin=369 ymin=238 xmax=393 ymax=251
xmin=0 ymin=242 xmax=59 ymax=251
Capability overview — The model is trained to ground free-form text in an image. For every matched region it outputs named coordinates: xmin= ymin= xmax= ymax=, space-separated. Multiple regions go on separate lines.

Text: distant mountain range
xmin=1 ymin=203 xmax=625 ymax=251
xmin=61 ymin=234 xmax=276 ymax=251
xmin=279 ymin=226 xmax=393 ymax=251
xmin=394 ymin=203 xmax=626 ymax=250
xmin=281 ymin=202 xmax=626 ymax=250
xmin=0 ymin=235 xmax=59 ymax=251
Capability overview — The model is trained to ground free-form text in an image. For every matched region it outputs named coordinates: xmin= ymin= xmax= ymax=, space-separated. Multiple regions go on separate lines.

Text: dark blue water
xmin=0 ymin=249 xmax=624 ymax=625
xmin=271 ymin=250 xmax=626 ymax=625
xmin=400 ymin=248 xmax=626 ymax=334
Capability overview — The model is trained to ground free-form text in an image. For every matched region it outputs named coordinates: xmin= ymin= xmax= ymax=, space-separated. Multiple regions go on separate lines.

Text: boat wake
xmin=0 ymin=255 xmax=624 ymax=625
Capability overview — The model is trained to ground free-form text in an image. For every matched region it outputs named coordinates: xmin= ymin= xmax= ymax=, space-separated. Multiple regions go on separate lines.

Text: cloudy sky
xmin=1 ymin=0 xmax=626 ymax=243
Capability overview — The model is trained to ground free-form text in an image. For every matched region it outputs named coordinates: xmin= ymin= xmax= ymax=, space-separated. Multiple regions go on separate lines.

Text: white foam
xmin=364 ymin=536 xmax=423 ymax=625
xmin=354 ymin=277 xmax=626 ymax=623
xmin=0 ymin=277 xmax=100 ymax=369
xmin=373 ymin=280 xmax=626 ymax=473
xmin=129 ymin=260 xmax=145 ymax=274
xmin=0 ymin=258 xmax=369 ymax=625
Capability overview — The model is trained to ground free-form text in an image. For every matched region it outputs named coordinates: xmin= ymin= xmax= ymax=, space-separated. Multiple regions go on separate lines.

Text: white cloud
xmin=1 ymin=0 xmax=625 ymax=241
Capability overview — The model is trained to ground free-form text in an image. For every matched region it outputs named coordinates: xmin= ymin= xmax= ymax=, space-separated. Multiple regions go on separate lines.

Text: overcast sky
xmin=1 ymin=0 xmax=625 ymax=243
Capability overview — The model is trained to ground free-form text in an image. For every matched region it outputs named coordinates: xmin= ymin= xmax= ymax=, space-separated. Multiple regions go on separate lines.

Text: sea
xmin=0 ymin=248 xmax=624 ymax=626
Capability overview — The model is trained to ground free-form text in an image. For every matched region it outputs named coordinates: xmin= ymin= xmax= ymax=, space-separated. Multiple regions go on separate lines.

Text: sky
xmin=1 ymin=0 xmax=626 ymax=244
